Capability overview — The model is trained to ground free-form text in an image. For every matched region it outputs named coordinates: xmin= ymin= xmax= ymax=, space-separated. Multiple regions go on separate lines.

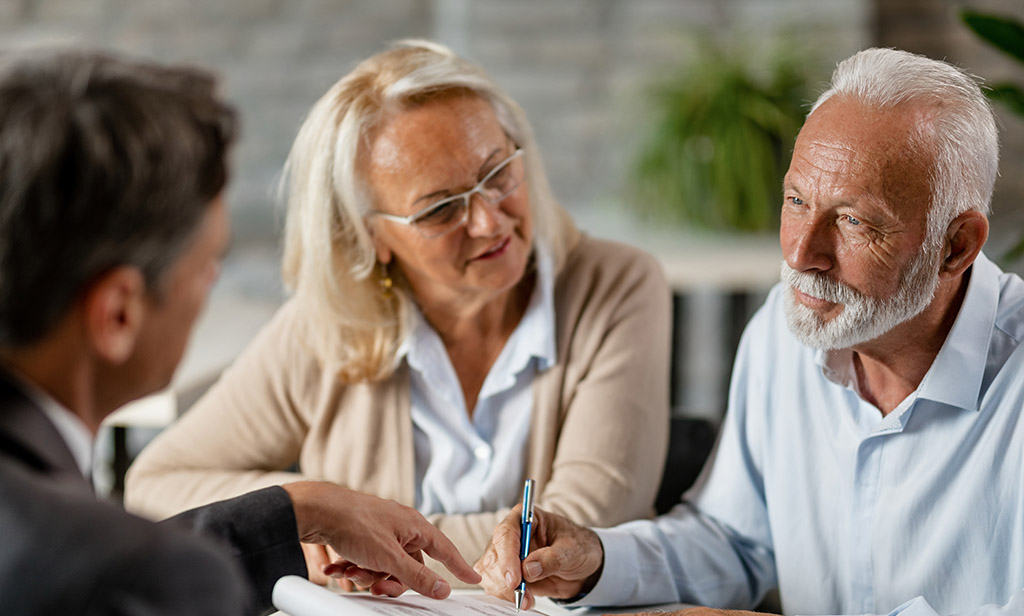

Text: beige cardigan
xmin=126 ymin=235 xmax=671 ymax=572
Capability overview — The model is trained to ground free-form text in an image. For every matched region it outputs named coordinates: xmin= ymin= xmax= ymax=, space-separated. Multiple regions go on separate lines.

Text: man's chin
xmin=783 ymin=298 xmax=857 ymax=350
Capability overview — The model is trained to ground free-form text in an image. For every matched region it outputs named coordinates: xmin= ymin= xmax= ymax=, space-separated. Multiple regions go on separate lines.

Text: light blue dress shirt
xmin=401 ymin=245 xmax=556 ymax=516
xmin=588 ymin=252 xmax=1024 ymax=616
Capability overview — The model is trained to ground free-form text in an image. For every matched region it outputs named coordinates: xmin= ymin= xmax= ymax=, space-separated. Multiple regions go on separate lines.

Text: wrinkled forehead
xmin=793 ymin=96 xmax=936 ymax=214
xmin=365 ymin=93 xmax=505 ymax=171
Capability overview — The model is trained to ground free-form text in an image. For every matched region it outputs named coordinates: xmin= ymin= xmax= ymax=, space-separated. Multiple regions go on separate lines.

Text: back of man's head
xmin=0 ymin=50 xmax=237 ymax=347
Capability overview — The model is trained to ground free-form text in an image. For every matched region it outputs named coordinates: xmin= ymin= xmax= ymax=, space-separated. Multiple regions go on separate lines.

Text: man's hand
xmin=474 ymin=505 xmax=604 ymax=610
xmin=301 ymin=543 xmax=356 ymax=590
xmin=282 ymin=481 xmax=480 ymax=599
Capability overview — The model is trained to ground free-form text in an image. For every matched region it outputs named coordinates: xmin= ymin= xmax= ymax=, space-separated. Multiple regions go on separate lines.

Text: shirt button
xmin=474 ymin=445 xmax=491 ymax=461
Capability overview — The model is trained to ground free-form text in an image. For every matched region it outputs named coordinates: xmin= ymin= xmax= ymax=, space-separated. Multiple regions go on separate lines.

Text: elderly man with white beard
xmin=472 ymin=48 xmax=1024 ymax=616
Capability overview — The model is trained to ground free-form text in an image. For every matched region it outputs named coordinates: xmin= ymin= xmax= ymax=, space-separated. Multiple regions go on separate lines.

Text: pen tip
xmin=515 ymin=589 xmax=523 ymax=611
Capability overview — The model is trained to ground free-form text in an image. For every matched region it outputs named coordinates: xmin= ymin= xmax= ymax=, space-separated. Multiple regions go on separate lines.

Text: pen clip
xmin=521 ymin=479 xmax=535 ymax=525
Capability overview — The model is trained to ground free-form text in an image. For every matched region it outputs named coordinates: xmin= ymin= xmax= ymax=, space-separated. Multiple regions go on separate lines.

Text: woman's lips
xmin=474 ymin=237 xmax=510 ymax=260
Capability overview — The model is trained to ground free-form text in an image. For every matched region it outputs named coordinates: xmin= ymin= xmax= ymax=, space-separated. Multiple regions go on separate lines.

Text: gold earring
xmin=378 ymin=262 xmax=394 ymax=301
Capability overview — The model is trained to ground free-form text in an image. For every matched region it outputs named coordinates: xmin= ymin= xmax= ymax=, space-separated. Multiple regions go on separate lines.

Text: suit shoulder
xmin=0 ymin=462 xmax=247 ymax=615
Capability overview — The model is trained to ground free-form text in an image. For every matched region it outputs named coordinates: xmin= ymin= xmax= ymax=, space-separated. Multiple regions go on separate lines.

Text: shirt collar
xmin=917 ymin=251 xmax=999 ymax=411
xmin=398 ymin=242 xmax=558 ymax=376
xmin=817 ymin=252 xmax=999 ymax=413
xmin=11 ymin=374 xmax=94 ymax=478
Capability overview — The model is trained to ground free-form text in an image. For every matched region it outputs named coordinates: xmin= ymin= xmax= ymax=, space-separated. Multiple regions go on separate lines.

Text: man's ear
xmin=81 ymin=266 xmax=147 ymax=364
xmin=940 ymin=210 xmax=989 ymax=280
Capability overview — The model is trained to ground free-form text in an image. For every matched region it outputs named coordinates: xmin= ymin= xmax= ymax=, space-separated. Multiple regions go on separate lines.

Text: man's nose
xmin=783 ymin=215 xmax=833 ymax=273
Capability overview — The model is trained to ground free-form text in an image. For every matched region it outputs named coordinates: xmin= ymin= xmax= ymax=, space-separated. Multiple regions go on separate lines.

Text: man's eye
xmin=788 ymin=196 xmax=805 ymax=206
xmin=843 ymin=215 xmax=862 ymax=226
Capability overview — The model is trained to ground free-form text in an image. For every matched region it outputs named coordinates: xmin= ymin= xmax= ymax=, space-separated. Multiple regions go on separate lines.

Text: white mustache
xmin=779 ymin=261 xmax=866 ymax=306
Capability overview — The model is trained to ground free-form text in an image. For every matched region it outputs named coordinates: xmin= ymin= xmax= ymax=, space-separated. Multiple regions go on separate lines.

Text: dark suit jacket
xmin=0 ymin=371 xmax=305 ymax=615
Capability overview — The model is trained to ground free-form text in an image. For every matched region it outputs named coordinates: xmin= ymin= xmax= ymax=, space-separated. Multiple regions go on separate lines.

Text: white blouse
xmin=399 ymin=244 xmax=556 ymax=515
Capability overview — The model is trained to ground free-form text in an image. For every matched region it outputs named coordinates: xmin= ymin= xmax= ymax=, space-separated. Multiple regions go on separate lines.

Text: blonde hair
xmin=281 ymin=39 xmax=578 ymax=382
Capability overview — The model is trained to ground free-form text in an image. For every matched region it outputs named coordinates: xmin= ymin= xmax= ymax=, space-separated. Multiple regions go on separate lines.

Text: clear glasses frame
xmin=371 ymin=148 xmax=524 ymax=239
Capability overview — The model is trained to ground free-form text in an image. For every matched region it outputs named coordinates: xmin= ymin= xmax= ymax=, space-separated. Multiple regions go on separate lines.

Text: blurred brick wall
xmin=0 ymin=0 xmax=870 ymax=244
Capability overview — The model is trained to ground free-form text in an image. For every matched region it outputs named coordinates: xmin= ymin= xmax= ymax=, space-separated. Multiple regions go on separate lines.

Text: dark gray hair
xmin=0 ymin=50 xmax=237 ymax=346
xmin=811 ymin=48 xmax=999 ymax=247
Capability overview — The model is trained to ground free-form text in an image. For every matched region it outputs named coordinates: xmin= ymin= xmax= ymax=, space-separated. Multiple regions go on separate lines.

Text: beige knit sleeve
xmin=124 ymin=300 xmax=318 ymax=520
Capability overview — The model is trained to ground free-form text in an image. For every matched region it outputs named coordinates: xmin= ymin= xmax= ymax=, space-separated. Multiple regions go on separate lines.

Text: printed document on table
xmin=272 ymin=576 xmax=559 ymax=616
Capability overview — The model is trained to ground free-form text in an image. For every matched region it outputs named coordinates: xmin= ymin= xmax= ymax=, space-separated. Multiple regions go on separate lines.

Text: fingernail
xmin=432 ymin=579 xmax=450 ymax=598
xmin=504 ymin=570 xmax=515 ymax=588
xmin=524 ymin=561 xmax=542 ymax=580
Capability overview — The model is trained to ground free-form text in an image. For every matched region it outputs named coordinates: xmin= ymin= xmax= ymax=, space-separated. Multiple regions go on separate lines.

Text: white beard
xmin=780 ymin=244 xmax=942 ymax=350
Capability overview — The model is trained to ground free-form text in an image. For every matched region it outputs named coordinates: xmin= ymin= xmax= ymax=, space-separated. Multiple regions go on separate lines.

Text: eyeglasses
xmin=371 ymin=148 xmax=524 ymax=239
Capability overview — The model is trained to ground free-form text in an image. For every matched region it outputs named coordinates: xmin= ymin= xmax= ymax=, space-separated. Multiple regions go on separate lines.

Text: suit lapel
xmin=0 ymin=370 xmax=88 ymax=487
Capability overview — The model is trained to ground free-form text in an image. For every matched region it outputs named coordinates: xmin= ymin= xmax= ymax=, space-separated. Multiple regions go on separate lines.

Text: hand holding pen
xmin=515 ymin=478 xmax=535 ymax=611
xmin=473 ymin=486 xmax=605 ymax=610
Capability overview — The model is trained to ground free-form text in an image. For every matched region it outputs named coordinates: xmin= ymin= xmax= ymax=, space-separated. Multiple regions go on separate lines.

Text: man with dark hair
xmin=0 ymin=49 xmax=479 ymax=615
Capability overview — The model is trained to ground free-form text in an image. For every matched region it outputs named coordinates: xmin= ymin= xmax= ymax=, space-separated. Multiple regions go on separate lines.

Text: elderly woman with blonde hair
xmin=126 ymin=40 xmax=670 ymax=585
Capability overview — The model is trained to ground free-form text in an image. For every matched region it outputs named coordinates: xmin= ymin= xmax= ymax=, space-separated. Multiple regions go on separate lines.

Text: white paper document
xmin=272 ymin=576 xmax=555 ymax=616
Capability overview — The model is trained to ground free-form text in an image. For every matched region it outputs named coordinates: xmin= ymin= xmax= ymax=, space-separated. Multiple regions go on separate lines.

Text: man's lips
xmin=794 ymin=288 xmax=838 ymax=310
xmin=473 ymin=237 xmax=510 ymax=260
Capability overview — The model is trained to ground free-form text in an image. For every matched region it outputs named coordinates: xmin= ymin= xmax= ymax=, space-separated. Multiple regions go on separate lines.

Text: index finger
xmin=417 ymin=522 xmax=483 ymax=586
xmin=489 ymin=506 xmax=525 ymax=589
xmin=382 ymin=551 xmax=453 ymax=599
xmin=475 ymin=505 xmax=526 ymax=599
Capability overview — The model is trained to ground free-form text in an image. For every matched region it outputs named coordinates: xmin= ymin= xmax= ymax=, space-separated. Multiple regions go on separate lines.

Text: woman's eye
xmin=419 ymin=199 xmax=461 ymax=224
xmin=484 ymin=165 xmax=510 ymax=188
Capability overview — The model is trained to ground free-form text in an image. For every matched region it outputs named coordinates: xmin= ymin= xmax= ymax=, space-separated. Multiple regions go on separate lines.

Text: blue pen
xmin=515 ymin=478 xmax=535 ymax=611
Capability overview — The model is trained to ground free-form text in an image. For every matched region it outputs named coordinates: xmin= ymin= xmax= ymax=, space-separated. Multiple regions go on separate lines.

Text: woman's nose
xmin=464 ymin=192 xmax=505 ymax=236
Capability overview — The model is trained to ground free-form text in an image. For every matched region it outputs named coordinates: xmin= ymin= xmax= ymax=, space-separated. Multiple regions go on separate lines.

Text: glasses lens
xmin=414 ymin=196 xmax=468 ymax=238
xmin=480 ymin=152 xmax=522 ymax=203
xmin=411 ymin=149 xmax=522 ymax=238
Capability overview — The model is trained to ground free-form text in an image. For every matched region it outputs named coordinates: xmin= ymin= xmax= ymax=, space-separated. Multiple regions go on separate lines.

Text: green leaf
xmin=961 ymin=10 xmax=1024 ymax=64
xmin=986 ymin=82 xmax=1024 ymax=117
xmin=1003 ymin=233 xmax=1024 ymax=263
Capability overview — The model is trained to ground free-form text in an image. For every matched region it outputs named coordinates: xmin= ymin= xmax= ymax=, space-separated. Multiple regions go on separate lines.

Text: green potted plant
xmin=961 ymin=9 xmax=1024 ymax=260
xmin=630 ymin=38 xmax=812 ymax=233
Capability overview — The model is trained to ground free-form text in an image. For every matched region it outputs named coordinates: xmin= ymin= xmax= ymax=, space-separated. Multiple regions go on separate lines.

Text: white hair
xmin=811 ymin=47 xmax=999 ymax=247
xmin=280 ymin=39 xmax=578 ymax=382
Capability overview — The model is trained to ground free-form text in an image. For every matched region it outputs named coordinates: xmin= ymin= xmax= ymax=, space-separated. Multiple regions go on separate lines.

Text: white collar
xmin=399 ymin=241 xmax=558 ymax=377
xmin=14 ymin=375 xmax=94 ymax=479
xmin=817 ymin=252 xmax=998 ymax=414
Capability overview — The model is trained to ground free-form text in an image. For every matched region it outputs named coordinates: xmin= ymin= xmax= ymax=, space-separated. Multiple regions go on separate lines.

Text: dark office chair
xmin=654 ymin=416 xmax=717 ymax=515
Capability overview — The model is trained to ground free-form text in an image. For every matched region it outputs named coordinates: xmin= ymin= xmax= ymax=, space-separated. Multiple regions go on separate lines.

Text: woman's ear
xmin=80 ymin=266 xmax=146 ymax=364
xmin=371 ymin=225 xmax=393 ymax=265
